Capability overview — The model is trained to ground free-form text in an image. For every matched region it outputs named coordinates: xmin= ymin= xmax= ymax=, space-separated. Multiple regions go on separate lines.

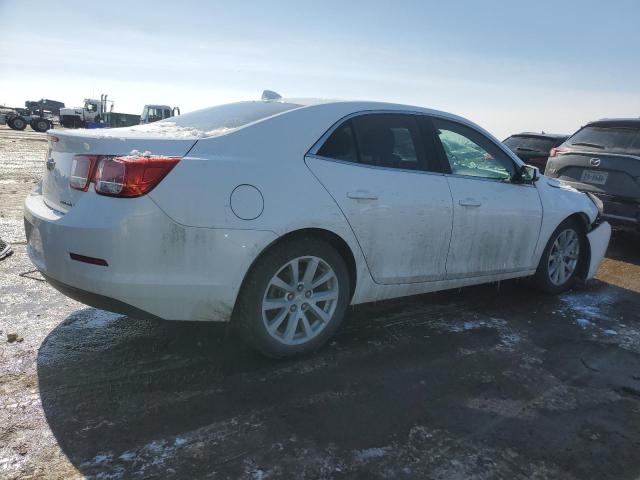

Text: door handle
xmin=347 ymin=190 xmax=378 ymax=200
xmin=459 ymin=198 xmax=482 ymax=207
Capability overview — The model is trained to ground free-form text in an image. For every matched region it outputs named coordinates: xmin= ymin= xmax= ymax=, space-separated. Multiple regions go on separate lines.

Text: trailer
xmin=0 ymin=99 xmax=64 ymax=133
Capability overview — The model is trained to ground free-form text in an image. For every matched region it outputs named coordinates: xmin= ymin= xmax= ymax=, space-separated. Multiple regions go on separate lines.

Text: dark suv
xmin=545 ymin=118 xmax=640 ymax=230
xmin=503 ymin=132 xmax=569 ymax=171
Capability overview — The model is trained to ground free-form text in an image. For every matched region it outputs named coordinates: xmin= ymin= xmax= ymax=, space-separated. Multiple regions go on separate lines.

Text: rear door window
xmin=316 ymin=113 xmax=431 ymax=171
xmin=351 ymin=114 xmax=424 ymax=171
xmin=316 ymin=121 xmax=358 ymax=162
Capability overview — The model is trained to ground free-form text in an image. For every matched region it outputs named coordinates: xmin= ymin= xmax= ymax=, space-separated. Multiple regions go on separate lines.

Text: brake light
xmin=94 ymin=155 xmax=181 ymax=197
xmin=70 ymin=155 xmax=98 ymax=191
xmin=549 ymin=147 xmax=569 ymax=158
xmin=69 ymin=154 xmax=180 ymax=197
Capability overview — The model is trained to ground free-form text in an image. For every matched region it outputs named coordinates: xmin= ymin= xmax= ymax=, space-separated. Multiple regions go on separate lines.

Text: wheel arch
xmin=561 ymin=212 xmax=592 ymax=279
xmin=233 ymin=227 xmax=358 ymax=317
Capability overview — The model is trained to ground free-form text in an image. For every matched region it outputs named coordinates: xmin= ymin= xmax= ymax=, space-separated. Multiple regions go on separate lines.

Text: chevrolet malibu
xmin=24 ymin=94 xmax=611 ymax=357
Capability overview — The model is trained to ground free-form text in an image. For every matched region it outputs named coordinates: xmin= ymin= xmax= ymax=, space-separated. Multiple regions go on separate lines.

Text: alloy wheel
xmin=548 ymin=228 xmax=580 ymax=286
xmin=262 ymin=256 xmax=339 ymax=345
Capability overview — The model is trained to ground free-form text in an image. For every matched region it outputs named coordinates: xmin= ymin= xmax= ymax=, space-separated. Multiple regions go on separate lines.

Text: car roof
xmin=286 ymin=97 xmax=448 ymax=114
xmin=585 ymin=118 xmax=640 ymax=129
xmin=281 ymin=97 xmax=476 ymax=125
xmin=508 ymin=132 xmax=569 ymax=140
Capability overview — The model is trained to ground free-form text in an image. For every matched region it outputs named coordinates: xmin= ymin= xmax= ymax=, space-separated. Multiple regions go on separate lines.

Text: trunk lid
xmin=552 ymin=151 xmax=640 ymax=199
xmin=43 ymin=129 xmax=197 ymax=213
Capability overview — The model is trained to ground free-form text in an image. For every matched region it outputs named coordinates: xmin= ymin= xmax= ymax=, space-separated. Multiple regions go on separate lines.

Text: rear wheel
xmin=234 ymin=237 xmax=350 ymax=358
xmin=8 ymin=116 xmax=27 ymax=131
xmin=534 ymin=219 xmax=586 ymax=293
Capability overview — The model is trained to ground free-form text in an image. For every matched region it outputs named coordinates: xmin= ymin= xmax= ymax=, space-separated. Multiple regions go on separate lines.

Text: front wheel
xmin=234 ymin=237 xmax=350 ymax=358
xmin=31 ymin=118 xmax=50 ymax=133
xmin=534 ymin=219 xmax=586 ymax=293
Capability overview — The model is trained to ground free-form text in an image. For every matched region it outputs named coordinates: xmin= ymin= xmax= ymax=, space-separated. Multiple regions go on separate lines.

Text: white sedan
xmin=24 ymin=93 xmax=611 ymax=357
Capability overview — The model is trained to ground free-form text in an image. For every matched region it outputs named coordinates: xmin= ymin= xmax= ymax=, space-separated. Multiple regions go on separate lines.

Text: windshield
xmin=567 ymin=126 xmax=640 ymax=154
xmin=504 ymin=136 xmax=558 ymax=153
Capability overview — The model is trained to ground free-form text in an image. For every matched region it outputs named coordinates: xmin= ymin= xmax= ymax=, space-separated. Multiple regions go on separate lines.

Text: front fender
xmin=586 ymin=222 xmax=611 ymax=279
xmin=534 ymin=176 xmax=601 ymax=265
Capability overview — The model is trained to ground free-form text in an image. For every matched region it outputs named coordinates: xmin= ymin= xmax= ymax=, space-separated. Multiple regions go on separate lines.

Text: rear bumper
xmin=40 ymin=273 xmax=163 ymax=321
xmin=24 ymin=189 xmax=277 ymax=321
xmin=586 ymin=221 xmax=611 ymax=280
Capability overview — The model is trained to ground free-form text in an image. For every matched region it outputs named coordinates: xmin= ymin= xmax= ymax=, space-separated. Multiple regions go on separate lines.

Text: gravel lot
xmin=1 ymin=125 xmax=640 ymax=479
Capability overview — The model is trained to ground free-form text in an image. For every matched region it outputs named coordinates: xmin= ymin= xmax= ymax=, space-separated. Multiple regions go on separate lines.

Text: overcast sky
xmin=1 ymin=0 xmax=639 ymax=138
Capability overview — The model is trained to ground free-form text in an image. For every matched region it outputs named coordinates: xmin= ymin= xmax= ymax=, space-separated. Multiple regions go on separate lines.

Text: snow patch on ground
xmin=433 ymin=317 xmax=522 ymax=352
xmin=560 ymin=293 xmax=612 ymax=321
xmin=353 ymin=447 xmax=389 ymax=463
xmin=576 ymin=318 xmax=592 ymax=328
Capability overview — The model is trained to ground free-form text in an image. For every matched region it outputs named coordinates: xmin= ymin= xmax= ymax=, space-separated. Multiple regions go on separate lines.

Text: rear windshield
xmin=504 ymin=136 xmax=558 ymax=153
xmin=567 ymin=126 xmax=640 ymax=155
xmin=172 ymin=101 xmax=302 ymax=131
xmin=135 ymin=101 xmax=303 ymax=138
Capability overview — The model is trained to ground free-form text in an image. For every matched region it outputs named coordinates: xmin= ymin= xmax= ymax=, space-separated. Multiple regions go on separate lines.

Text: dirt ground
xmin=1 ymin=124 xmax=640 ymax=479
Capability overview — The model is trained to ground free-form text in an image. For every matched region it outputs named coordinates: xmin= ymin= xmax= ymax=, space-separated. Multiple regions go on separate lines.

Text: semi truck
xmin=59 ymin=95 xmax=180 ymax=128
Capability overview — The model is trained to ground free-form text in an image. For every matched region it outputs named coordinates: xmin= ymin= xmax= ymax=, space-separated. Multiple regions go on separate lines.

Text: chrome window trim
xmin=442 ymin=172 xmax=536 ymax=188
xmin=305 ymin=153 xmax=446 ymax=177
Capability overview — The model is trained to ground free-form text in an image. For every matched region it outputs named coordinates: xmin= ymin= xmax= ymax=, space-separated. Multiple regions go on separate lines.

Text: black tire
xmin=31 ymin=118 xmax=50 ymax=133
xmin=233 ymin=237 xmax=350 ymax=358
xmin=8 ymin=116 xmax=27 ymax=131
xmin=534 ymin=218 xmax=587 ymax=293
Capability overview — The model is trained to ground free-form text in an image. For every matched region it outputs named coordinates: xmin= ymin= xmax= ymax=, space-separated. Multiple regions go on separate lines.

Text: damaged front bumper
xmin=586 ymin=221 xmax=611 ymax=280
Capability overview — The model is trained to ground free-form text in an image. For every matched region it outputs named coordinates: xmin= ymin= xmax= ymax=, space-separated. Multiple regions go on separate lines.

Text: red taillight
xmin=94 ymin=155 xmax=181 ymax=197
xmin=549 ymin=147 xmax=569 ymax=158
xmin=69 ymin=154 xmax=180 ymax=197
xmin=70 ymin=155 xmax=99 ymax=191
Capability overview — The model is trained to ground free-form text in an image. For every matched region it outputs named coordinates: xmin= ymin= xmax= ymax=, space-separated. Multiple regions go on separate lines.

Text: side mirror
xmin=518 ymin=164 xmax=539 ymax=183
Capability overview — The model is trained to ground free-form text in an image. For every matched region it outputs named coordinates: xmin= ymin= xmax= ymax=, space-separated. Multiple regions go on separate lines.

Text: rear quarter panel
xmin=148 ymin=106 xmax=375 ymax=304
